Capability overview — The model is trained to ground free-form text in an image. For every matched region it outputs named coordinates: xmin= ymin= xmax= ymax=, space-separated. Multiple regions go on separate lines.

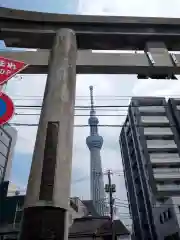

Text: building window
xmin=178 ymin=206 xmax=180 ymax=213
xmin=167 ymin=209 xmax=172 ymax=219
xmin=127 ymin=135 xmax=133 ymax=144
xmin=160 ymin=214 xmax=163 ymax=224
xmin=160 ymin=209 xmax=172 ymax=224
xmin=127 ymin=128 xmax=131 ymax=138
xmin=163 ymin=211 xmax=167 ymax=221
xmin=129 ymin=146 xmax=134 ymax=155
xmin=130 ymin=149 xmax=135 ymax=159
xmin=157 ymin=181 xmax=165 ymax=185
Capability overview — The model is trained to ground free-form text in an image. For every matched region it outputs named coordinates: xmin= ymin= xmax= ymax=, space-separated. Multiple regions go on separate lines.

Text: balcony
xmin=150 ymin=153 xmax=180 ymax=166
xmin=141 ymin=116 xmax=169 ymax=124
xmin=147 ymin=140 xmax=177 ymax=149
xmin=144 ymin=127 xmax=173 ymax=136
xmin=153 ymin=168 xmax=180 ymax=174
xmin=154 ymin=170 xmax=180 ymax=180
xmin=139 ymin=106 xmax=165 ymax=113
xmin=157 ymin=184 xmax=180 ymax=192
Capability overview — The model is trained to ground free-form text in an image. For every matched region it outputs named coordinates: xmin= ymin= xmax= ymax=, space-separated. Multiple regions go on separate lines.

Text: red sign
xmin=0 ymin=56 xmax=28 ymax=85
xmin=0 ymin=92 xmax=14 ymax=125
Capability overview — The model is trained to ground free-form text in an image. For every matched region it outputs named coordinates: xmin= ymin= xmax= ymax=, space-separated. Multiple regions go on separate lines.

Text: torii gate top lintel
xmin=1 ymin=7 xmax=180 ymax=50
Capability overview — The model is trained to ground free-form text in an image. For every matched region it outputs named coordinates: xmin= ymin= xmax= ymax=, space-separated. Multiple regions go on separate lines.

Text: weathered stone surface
xmin=19 ymin=28 xmax=77 ymax=240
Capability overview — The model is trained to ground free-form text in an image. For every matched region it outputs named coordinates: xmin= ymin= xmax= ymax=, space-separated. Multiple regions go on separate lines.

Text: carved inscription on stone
xmin=39 ymin=122 xmax=59 ymax=201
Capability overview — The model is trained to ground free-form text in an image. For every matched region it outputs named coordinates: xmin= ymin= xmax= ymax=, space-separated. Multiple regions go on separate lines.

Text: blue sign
xmin=0 ymin=92 xmax=14 ymax=125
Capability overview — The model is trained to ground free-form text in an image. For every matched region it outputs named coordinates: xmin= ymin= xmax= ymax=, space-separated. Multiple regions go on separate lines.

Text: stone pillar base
xmin=19 ymin=206 xmax=66 ymax=240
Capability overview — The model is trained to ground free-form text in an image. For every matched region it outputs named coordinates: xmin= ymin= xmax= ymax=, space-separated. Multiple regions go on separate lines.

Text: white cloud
xmin=132 ymin=77 xmax=180 ymax=97
xmin=78 ymin=0 xmax=180 ymax=17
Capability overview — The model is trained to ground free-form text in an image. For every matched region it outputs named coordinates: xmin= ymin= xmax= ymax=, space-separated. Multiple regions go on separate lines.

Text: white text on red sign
xmin=0 ymin=60 xmax=17 ymax=69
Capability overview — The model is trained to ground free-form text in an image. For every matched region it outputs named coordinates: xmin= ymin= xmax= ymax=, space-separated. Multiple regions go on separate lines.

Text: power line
xmin=114 ymin=199 xmax=180 ymax=209
xmin=14 ymin=109 xmax=128 ymax=112
xmin=14 ymin=108 xmax=128 ymax=112
xmin=9 ymin=94 xmax=180 ymax=99
xmin=13 ymin=104 xmax=170 ymax=109
xmin=9 ymin=123 xmax=180 ymax=127
xmin=14 ymin=105 xmax=127 ymax=108
xmin=7 ymin=171 xmax=124 ymax=194
xmin=14 ymin=113 xmax=127 ymax=117
xmin=9 ymin=123 xmax=122 ymax=127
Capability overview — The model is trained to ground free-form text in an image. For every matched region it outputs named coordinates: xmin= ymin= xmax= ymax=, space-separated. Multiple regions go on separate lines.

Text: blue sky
xmin=1 ymin=0 xmax=79 ymax=14
xmin=2 ymin=0 xmax=180 ymax=226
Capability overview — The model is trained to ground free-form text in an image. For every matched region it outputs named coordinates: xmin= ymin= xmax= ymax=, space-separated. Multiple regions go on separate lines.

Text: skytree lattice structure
xmin=86 ymin=86 xmax=106 ymax=216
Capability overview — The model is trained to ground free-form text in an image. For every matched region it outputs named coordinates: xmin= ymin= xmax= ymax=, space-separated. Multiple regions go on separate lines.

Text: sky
xmin=2 ymin=0 xmax=180 ymax=227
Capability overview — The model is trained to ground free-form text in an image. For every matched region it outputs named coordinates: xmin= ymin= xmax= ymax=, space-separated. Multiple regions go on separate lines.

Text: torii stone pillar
xmin=19 ymin=29 xmax=77 ymax=240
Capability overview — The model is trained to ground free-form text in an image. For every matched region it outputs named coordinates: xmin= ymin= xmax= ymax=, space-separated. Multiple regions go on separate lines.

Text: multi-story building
xmin=119 ymin=97 xmax=180 ymax=240
xmin=0 ymin=124 xmax=17 ymax=182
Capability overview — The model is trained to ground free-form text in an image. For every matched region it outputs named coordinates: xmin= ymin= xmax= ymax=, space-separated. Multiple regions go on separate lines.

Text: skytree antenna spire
xmin=86 ymin=86 xmax=106 ymax=216
xmin=90 ymin=85 xmax=95 ymax=115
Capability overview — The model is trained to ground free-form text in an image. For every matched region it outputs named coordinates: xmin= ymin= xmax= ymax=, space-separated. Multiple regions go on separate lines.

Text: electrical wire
xmin=9 ymin=94 xmax=180 ymax=98
xmin=8 ymin=123 xmax=180 ymax=127
xmin=7 ymin=170 xmax=123 ymax=194
xmin=8 ymin=102 xmax=180 ymax=125
xmin=114 ymin=200 xmax=180 ymax=209
xmin=14 ymin=113 xmax=127 ymax=117
xmin=14 ymin=108 xmax=128 ymax=112
xmin=13 ymin=104 xmax=171 ymax=109
xmin=9 ymin=95 xmax=180 ymax=103
xmin=8 ymin=123 xmax=122 ymax=127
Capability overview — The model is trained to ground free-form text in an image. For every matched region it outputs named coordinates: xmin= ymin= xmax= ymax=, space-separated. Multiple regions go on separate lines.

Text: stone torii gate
xmin=1 ymin=7 xmax=180 ymax=240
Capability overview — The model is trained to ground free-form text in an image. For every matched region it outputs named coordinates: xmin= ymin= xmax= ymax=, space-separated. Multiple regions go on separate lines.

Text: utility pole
xmin=105 ymin=170 xmax=116 ymax=240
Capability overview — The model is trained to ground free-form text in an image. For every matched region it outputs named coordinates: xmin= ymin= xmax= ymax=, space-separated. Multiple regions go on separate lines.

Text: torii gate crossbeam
xmin=0 ymin=49 xmax=180 ymax=76
xmin=1 ymin=7 xmax=180 ymax=50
